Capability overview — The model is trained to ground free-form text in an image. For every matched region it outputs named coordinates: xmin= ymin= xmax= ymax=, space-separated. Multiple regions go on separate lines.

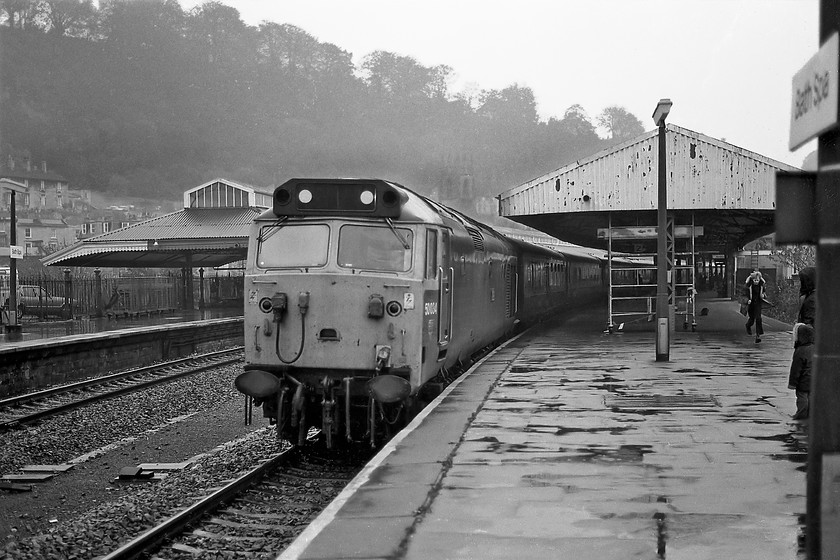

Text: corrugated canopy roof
xmin=498 ymin=124 xmax=799 ymax=253
xmin=42 ymin=207 xmax=259 ymax=268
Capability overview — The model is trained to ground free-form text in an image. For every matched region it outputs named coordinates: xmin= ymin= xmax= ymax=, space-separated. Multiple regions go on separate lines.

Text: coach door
xmin=438 ymin=230 xmax=452 ymax=346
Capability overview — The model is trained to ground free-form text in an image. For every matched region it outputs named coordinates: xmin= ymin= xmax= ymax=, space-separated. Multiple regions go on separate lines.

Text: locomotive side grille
xmin=466 ymin=227 xmax=485 ymax=251
xmin=505 ymin=264 xmax=512 ymax=317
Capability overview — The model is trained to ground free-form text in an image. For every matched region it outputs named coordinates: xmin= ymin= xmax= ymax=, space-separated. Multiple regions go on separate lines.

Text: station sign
xmin=790 ymin=32 xmax=839 ymax=151
xmin=9 ymin=245 xmax=23 ymax=259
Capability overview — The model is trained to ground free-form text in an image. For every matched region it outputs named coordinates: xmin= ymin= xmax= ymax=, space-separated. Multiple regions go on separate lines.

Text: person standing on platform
xmin=788 ymin=323 xmax=815 ymax=420
xmin=744 ymin=271 xmax=766 ymax=343
xmin=797 ymin=266 xmax=816 ymax=328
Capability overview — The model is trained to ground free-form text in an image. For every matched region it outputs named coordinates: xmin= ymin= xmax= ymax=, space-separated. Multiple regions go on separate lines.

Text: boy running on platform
xmin=788 ymin=323 xmax=815 ymax=421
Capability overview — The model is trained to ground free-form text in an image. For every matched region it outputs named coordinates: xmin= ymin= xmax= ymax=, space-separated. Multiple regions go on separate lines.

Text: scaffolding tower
xmin=600 ymin=215 xmax=702 ymax=333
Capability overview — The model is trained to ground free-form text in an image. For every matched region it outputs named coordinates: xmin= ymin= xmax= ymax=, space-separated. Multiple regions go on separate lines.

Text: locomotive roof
xmin=258 ymin=177 xmax=507 ymax=242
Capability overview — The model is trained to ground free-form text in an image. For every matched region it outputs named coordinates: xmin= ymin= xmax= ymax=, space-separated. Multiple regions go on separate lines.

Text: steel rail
xmin=0 ymin=347 xmax=243 ymax=408
xmin=98 ymin=447 xmax=295 ymax=560
xmin=0 ymin=347 xmax=244 ymax=428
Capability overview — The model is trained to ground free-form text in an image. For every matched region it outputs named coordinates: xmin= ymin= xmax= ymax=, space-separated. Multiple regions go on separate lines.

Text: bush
xmin=764 ymin=279 xmax=800 ymax=325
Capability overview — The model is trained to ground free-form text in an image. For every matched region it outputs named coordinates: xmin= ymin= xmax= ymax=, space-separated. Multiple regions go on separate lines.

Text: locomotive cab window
xmin=338 ymin=225 xmax=413 ymax=271
xmin=257 ymin=224 xmax=329 ymax=268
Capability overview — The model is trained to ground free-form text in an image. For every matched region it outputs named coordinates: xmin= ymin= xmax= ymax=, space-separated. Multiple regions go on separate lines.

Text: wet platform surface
xmin=282 ymin=297 xmax=806 ymax=560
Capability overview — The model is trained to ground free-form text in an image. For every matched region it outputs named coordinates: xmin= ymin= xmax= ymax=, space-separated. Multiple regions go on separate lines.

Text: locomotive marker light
xmin=0 ymin=178 xmax=27 ymax=335
xmin=298 ymin=189 xmax=313 ymax=204
xmin=652 ymin=99 xmax=672 ymax=362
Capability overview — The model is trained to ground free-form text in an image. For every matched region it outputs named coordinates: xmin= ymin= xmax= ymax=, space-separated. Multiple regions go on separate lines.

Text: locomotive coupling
xmin=257 ymin=291 xmax=309 ymax=320
xmin=298 ymin=291 xmax=309 ymax=315
xmin=368 ymin=294 xmax=385 ymax=318
xmin=375 ymin=344 xmax=391 ymax=371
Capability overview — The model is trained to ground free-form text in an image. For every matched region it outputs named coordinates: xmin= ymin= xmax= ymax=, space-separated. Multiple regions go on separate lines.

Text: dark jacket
xmin=745 ymin=280 xmax=765 ymax=314
xmin=798 ymin=267 xmax=816 ymax=326
xmin=788 ymin=324 xmax=815 ymax=392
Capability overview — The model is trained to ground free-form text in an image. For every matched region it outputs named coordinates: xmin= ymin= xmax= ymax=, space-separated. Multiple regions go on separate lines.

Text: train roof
xmin=504 ymin=236 xmax=605 ymax=263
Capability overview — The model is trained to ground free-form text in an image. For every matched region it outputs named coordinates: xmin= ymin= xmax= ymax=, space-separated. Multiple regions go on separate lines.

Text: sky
xmin=181 ymin=0 xmax=821 ymax=168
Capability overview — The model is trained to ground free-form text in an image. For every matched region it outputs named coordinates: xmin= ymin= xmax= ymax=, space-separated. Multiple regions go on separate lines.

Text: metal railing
xmin=1 ymin=272 xmax=244 ymax=321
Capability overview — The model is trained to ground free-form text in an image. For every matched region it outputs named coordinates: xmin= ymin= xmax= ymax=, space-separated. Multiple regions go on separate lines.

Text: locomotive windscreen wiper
xmin=258 ymin=217 xmax=289 ymax=243
xmin=384 ymin=218 xmax=411 ymax=249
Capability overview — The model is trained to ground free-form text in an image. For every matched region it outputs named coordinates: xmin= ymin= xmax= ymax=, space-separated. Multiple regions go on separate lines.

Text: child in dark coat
xmin=788 ymin=323 xmax=815 ymax=420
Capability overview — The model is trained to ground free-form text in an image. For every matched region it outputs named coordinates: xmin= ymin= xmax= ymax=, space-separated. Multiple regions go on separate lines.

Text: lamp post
xmin=0 ymin=178 xmax=27 ymax=335
xmin=652 ymin=99 xmax=672 ymax=362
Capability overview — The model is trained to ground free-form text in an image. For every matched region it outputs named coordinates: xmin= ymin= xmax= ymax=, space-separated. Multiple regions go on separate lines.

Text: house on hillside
xmin=0 ymin=155 xmax=70 ymax=210
xmin=0 ymin=215 xmax=75 ymax=256
xmin=66 ymin=212 xmax=140 ymax=241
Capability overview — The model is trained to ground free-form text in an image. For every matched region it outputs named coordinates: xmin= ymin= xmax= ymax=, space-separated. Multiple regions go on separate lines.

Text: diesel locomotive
xmin=234 ymin=178 xmax=607 ymax=447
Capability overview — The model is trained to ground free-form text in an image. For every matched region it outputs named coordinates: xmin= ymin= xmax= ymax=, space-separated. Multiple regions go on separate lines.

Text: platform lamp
xmin=652 ymin=99 xmax=673 ymax=361
xmin=0 ymin=178 xmax=27 ymax=335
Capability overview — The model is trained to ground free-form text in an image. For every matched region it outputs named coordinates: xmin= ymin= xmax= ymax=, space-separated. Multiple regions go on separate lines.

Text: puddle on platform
xmin=520 ymin=473 xmax=580 ymax=490
xmin=553 ymin=444 xmax=654 ymax=463
xmin=552 ymin=426 xmax=633 ymax=436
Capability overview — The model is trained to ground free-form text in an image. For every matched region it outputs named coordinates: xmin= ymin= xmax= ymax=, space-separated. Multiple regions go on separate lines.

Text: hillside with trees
xmin=0 ymin=0 xmax=645 ymax=223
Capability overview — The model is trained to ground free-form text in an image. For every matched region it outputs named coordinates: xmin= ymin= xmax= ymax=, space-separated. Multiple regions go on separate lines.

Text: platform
xmin=0 ymin=308 xmax=242 ymax=348
xmin=281 ymin=297 xmax=805 ymax=560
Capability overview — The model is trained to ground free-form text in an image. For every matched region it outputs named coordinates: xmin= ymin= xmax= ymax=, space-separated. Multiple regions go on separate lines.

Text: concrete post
xmin=808 ymin=4 xmax=840 ymax=557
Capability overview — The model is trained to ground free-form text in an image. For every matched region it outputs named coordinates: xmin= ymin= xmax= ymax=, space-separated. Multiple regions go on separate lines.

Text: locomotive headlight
xmin=360 ymin=190 xmax=374 ymax=205
xmin=386 ymin=300 xmax=402 ymax=316
xmin=298 ymin=189 xmax=313 ymax=203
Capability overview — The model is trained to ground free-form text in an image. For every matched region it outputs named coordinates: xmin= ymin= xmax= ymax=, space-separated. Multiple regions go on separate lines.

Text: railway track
xmin=0 ymin=347 xmax=244 ymax=429
xmin=99 ymin=444 xmax=369 ymax=560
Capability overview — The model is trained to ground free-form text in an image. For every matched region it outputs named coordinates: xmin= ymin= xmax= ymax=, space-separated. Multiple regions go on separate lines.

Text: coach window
xmin=258 ymin=224 xmax=329 ymax=268
xmin=425 ymin=230 xmax=437 ymax=278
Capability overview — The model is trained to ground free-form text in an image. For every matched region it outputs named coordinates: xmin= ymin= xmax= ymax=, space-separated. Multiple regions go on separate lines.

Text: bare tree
xmin=771 ymin=244 xmax=816 ymax=273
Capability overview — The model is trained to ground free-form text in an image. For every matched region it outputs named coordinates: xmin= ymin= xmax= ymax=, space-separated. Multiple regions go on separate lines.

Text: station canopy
xmin=497 ymin=124 xmax=800 ymax=254
xmin=42 ymin=179 xmax=272 ymax=269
